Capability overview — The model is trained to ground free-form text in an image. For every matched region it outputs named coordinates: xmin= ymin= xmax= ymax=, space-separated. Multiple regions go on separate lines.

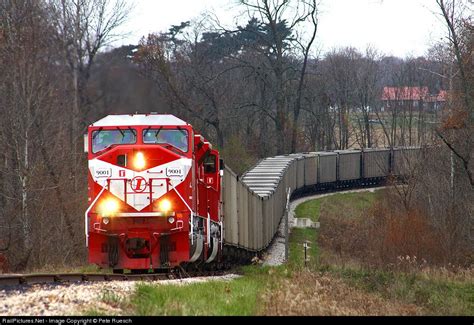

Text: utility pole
xmin=304 ymin=241 xmax=308 ymax=267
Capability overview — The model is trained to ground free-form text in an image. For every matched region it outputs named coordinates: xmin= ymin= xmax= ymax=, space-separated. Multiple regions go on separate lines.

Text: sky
xmin=113 ymin=0 xmax=448 ymax=58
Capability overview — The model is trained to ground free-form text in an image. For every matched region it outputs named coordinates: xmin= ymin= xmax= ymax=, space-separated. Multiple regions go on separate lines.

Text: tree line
xmin=0 ymin=0 xmax=471 ymax=270
xmin=132 ymin=4 xmax=460 ymax=171
xmin=0 ymin=0 xmax=130 ymax=270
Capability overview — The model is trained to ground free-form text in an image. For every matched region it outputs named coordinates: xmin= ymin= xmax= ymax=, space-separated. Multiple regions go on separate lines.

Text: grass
xmin=290 ymin=191 xmax=381 ymax=270
xmin=116 ymin=266 xmax=289 ymax=316
xmin=132 ymin=270 xmax=261 ymax=315
xmin=84 ymin=189 xmax=472 ymax=316
xmin=295 ymin=190 xmax=473 ymax=315
xmin=327 ymin=265 xmax=474 ymax=315
xmin=288 ymin=228 xmax=319 ymax=269
xmin=294 ymin=199 xmax=322 ymax=222
xmin=84 ymin=227 xmax=312 ymax=316
xmin=101 ymin=193 xmax=374 ymax=316
xmin=294 ymin=191 xmax=380 ymax=222
xmin=82 ymin=289 xmax=127 ymax=316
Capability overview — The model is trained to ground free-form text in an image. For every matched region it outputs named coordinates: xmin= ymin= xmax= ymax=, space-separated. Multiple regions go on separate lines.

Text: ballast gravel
xmin=0 ymin=274 xmax=239 ymax=316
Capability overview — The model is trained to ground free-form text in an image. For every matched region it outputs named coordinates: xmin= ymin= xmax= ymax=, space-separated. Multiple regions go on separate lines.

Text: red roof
xmin=381 ymin=87 xmax=429 ymax=101
xmin=425 ymin=90 xmax=447 ymax=102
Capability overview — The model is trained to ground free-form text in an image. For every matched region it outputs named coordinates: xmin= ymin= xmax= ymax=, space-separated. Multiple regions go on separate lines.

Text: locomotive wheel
xmin=113 ymin=269 xmax=124 ymax=274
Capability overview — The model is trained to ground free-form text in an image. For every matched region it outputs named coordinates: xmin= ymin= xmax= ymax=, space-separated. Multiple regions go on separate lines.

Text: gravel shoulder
xmin=0 ymin=274 xmax=239 ymax=316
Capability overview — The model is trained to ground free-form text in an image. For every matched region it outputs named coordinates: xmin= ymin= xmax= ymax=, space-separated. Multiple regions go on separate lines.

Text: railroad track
xmin=0 ymin=269 xmax=227 ymax=287
xmin=0 ymin=273 xmax=170 ymax=287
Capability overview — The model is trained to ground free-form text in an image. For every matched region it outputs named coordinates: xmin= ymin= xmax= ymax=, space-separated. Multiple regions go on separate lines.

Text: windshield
xmin=92 ymin=129 xmax=136 ymax=153
xmin=143 ymin=129 xmax=189 ymax=152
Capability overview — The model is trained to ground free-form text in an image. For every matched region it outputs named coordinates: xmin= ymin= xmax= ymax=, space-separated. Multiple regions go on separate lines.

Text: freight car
xmin=85 ymin=114 xmax=422 ymax=271
xmin=225 ymin=147 xmax=421 ymax=253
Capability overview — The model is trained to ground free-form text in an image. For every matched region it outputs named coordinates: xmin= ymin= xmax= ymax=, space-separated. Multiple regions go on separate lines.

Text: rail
xmin=0 ymin=269 xmax=228 ymax=287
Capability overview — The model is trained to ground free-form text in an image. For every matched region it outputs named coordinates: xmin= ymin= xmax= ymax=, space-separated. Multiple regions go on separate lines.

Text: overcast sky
xmin=113 ymin=0 xmax=448 ymax=58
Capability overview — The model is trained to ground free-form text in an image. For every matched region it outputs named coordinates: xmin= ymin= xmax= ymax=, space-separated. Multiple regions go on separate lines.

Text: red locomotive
xmin=84 ymin=114 xmax=222 ymax=272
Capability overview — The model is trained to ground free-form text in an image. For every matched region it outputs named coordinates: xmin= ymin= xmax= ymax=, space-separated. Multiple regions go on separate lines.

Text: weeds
xmin=324 ymin=263 xmax=474 ymax=315
xmin=100 ymin=289 xmax=125 ymax=308
xmin=310 ymin=190 xmax=474 ymax=315
xmin=316 ymin=190 xmax=466 ymax=269
xmin=263 ymin=270 xmax=423 ymax=316
xmin=129 ymin=267 xmax=270 ymax=316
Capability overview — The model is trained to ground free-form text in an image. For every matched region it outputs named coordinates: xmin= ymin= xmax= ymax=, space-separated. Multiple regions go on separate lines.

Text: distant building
xmin=424 ymin=90 xmax=448 ymax=111
xmin=381 ymin=86 xmax=446 ymax=112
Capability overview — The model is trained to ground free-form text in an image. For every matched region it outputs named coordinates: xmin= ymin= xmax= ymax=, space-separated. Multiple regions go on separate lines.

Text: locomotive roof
xmin=91 ymin=114 xmax=188 ymax=127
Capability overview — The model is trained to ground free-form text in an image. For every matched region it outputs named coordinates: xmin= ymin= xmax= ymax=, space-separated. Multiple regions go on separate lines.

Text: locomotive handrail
xmin=106 ymin=177 xmax=174 ymax=207
xmin=168 ymin=180 xmax=195 ymax=244
xmin=197 ymin=179 xmax=219 ymax=193
xmin=115 ymin=212 xmax=177 ymax=217
xmin=85 ymin=186 xmax=106 ymax=247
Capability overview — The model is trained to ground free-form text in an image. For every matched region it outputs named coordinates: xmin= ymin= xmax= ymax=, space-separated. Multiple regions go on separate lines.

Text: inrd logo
xmin=130 ymin=176 xmax=148 ymax=193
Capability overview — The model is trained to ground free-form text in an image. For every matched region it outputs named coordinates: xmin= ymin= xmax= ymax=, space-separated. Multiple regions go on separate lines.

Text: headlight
xmin=167 ymin=216 xmax=175 ymax=224
xmin=133 ymin=152 xmax=146 ymax=170
xmin=99 ymin=198 xmax=120 ymax=216
xmin=158 ymin=199 xmax=172 ymax=213
xmin=102 ymin=217 xmax=110 ymax=225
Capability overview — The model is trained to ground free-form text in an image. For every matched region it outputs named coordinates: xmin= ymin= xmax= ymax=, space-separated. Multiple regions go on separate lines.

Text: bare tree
xmin=301 ymin=69 xmax=336 ymax=151
xmin=322 ymin=47 xmax=361 ymax=149
xmin=134 ymin=23 xmax=233 ymax=149
xmin=290 ymin=0 xmax=319 ymax=153
xmin=434 ymin=0 xmax=473 ymax=187
xmin=0 ymin=0 xmax=131 ymax=271
xmin=354 ymin=47 xmax=381 ymax=148
xmin=239 ymin=0 xmax=319 ymax=154
xmin=49 ymin=0 xmax=130 ymax=190
xmin=0 ymin=0 xmax=66 ymax=268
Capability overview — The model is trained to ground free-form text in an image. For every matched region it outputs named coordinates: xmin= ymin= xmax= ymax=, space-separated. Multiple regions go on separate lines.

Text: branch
xmin=436 ymin=128 xmax=474 ymax=188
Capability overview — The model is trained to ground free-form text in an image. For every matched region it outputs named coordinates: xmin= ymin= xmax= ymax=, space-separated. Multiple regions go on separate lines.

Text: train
xmin=84 ymin=113 xmax=421 ymax=272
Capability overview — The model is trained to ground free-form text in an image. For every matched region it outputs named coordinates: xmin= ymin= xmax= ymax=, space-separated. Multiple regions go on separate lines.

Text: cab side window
xmin=204 ymin=154 xmax=216 ymax=174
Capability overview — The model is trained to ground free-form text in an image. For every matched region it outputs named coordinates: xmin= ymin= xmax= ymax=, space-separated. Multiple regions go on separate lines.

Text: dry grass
xmin=368 ymin=203 xmax=450 ymax=267
xmin=312 ymin=191 xmax=473 ymax=315
xmin=262 ymin=270 xmax=424 ymax=316
xmin=317 ymin=189 xmax=463 ymax=268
